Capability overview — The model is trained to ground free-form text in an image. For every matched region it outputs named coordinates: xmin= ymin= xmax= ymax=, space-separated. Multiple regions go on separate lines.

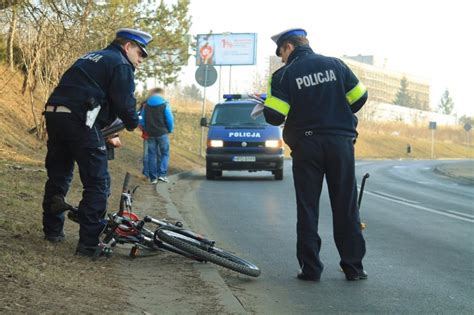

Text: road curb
xmin=155 ymin=175 xmax=247 ymax=314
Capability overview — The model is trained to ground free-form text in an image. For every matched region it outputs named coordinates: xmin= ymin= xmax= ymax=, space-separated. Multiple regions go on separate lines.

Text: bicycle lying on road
xmin=55 ymin=172 xmax=261 ymax=278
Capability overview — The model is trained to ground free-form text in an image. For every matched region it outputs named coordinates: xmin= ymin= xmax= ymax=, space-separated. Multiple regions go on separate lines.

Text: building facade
xmin=343 ymin=55 xmax=430 ymax=110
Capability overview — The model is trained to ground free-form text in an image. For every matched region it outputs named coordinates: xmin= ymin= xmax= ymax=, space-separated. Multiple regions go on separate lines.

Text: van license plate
xmin=233 ymin=156 xmax=256 ymax=162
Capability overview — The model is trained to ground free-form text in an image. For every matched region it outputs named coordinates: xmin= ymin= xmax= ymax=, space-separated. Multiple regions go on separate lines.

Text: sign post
xmin=429 ymin=121 xmax=437 ymax=159
xmin=464 ymin=123 xmax=472 ymax=157
xmin=195 ymin=65 xmax=218 ymax=157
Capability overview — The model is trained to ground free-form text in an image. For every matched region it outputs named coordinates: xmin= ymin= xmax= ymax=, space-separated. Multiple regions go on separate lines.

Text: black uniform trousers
xmin=291 ymin=134 xmax=366 ymax=278
xmin=42 ymin=112 xmax=110 ymax=247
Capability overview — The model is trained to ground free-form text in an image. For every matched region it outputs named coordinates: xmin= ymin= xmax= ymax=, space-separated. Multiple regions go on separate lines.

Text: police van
xmin=200 ymin=94 xmax=284 ymax=180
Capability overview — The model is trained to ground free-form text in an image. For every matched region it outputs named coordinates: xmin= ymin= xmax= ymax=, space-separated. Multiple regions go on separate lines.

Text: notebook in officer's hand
xmin=250 ymin=103 xmax=264 ymax=120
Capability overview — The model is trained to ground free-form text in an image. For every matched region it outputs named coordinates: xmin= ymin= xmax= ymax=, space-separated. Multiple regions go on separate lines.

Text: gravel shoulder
xmin=434 ymin=160 xmax=474 ymax=184
xmin=121 ymin=177 xmax=247 ymax=315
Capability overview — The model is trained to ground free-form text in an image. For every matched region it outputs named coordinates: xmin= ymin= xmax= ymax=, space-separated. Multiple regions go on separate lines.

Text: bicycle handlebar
xmin=358 ymin=173 xmax=370 ymax=209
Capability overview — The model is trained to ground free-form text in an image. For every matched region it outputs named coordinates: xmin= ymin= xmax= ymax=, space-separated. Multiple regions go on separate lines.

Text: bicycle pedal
xmin=49 ymin=194 xmax=69 ymax=214
xmin=67 ymin=209 xmax=80 ymax=223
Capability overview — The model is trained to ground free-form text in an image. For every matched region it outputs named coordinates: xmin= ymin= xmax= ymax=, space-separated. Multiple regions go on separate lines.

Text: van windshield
xmin=210 ymin=103 xmax=269 ymax=126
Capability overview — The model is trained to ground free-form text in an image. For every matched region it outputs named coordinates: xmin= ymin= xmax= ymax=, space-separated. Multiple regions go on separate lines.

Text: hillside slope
xmin=0 ymin=65 xmax=46 ymax=163
xmin=0 ymin=63 xmax=205 ymax=169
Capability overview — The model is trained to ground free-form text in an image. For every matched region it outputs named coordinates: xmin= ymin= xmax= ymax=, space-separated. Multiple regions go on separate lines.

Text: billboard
xmin=196 ymin=33 xmax=257 ymax=66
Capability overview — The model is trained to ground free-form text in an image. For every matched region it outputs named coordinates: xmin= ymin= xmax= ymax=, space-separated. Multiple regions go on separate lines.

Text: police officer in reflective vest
xmin=264 ymin=28 xmax=368 ymax=281
xmin=42 ymin=28 xmax=152 ymax=257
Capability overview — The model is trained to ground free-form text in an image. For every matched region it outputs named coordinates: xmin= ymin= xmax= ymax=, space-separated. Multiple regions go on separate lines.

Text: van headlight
xmin=265 ymin=140 xmax=281 ymax=148
xmin=208 ymin=140 xmax=224 ymax=148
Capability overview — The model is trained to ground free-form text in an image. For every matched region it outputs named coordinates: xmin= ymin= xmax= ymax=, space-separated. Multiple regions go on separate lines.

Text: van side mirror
xmin=200 ymin=117 xmax=208 ymax=127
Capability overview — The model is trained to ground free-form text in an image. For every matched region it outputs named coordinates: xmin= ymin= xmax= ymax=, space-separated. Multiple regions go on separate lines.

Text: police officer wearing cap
xmin=264 ymin=28 xmax=368 ymax=281
xmin=42 ymin=28 xmax=152 ymax=257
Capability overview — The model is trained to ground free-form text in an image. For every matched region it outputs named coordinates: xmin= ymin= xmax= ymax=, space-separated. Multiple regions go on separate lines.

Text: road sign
xmin=464 ymin=123 xmax=472 ymax=132
xmin=429 ymin=121 xmax=437 ymax=130
xmin=199 ymin=44 xmax=214 ymax=64
xmin=195 ymin=64 xmax=217 ymax=87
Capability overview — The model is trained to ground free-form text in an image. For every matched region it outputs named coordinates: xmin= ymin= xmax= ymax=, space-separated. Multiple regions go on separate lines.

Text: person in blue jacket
xmin=139 ymin=91 xmax=174 ymax=184
xmin=42 ymin=28 xmax=152 ymax=258
xmin=264 ymin=28 xmax=368 ymax=281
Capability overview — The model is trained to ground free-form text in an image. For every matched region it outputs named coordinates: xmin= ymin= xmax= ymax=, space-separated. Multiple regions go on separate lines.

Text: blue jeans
xmin=147 ymin=134 xmax=170 ymax=180
xmin=142 ymin=140 xmax=149 ymax=177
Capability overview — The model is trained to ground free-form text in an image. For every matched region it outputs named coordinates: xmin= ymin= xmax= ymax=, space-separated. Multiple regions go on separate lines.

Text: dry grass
xmin=356 ymin=120 xmax=472 ymax=159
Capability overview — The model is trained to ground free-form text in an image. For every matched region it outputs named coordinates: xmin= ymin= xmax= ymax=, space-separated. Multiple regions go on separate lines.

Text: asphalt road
xmin=188 ymin=160 xmax=473 ymax=314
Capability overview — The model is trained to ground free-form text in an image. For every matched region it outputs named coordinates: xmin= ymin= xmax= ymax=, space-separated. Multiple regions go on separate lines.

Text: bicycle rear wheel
xmin=156 ymin=228 xmax=261 ymax=277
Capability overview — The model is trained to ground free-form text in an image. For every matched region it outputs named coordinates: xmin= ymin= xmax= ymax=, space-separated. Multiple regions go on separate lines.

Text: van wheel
xmin=274 ymin=168 xmax=283 ymax=180
xmin=206 ymin=164 xmax=222 ymax=180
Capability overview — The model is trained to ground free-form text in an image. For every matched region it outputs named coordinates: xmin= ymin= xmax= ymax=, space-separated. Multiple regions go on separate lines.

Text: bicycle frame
xmin=144 ymin=216 xmax=215 ymax=247
xmin=99 ymin=187 xmax=211 ymax=260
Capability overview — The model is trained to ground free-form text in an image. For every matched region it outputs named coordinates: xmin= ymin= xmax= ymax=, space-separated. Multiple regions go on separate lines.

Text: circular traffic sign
xmin=195 ymin=64 xmax=217 ymax=87
xmin=199 ymin=44 xmax=213 ymax=62
xmin=464 ymin=123 xmax=472 ymax=132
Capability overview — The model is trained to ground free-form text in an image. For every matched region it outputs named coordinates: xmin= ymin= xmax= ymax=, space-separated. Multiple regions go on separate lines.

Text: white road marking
xmin=416 ymin=181 xmax=433 ymax=185
xmin=364 ymin=191 xmax=474 ymax=223
xmin=446 ymin=210 xmax=474 ymax=219
xmin=370 ymin=190 xmax=420 ymax=204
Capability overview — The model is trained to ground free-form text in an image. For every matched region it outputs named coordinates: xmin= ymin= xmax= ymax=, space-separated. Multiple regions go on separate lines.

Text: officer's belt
xmin=296 ymin=129 xmax=354 ymax=138
xmin=44 ymin=105 xmax=72 ymax=113
xmin=289 ymin=129 xmax=317 ymax=137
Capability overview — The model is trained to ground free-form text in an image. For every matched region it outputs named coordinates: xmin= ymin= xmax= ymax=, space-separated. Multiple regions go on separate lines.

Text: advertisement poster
xmin=196 ymin=33 xmax=257 ymax=66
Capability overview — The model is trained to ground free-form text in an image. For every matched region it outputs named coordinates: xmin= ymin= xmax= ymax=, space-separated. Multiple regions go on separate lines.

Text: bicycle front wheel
xmin=156 ymin=228 xmax=261 ymax=277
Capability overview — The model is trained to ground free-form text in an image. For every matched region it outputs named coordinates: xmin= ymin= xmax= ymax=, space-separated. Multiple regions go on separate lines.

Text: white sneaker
xmin=158 ymin=176 xmax=169 ymax=183
xmin=150 ymin=179 xmax=158 ymax=184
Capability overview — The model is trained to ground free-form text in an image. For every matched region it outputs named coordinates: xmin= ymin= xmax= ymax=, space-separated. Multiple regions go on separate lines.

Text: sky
xmin=176 ymin=0 xmax=472 ymax=116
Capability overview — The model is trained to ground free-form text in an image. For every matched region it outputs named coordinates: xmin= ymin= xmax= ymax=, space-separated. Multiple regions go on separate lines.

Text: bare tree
xmin=2 ymin=0 xmax=192 ymax=138
xmin=15 ymin=1 xmax=100 ymax=138
xmin=0 ymin=0 xmax=23 ymax=10
xmin=6 ymin=4 xmax=17 ymax=69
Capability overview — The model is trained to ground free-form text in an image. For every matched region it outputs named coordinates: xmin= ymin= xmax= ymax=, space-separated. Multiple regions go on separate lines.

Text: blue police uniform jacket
xmin=46 ymin=43 xmax=139 ymax=129
xmin=263 ymin=45 xmax=368 ymax=143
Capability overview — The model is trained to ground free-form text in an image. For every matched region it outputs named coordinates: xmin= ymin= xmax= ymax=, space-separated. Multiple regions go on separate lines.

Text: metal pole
xmin=431 ymin=129 xmax=435 ymax=159
xmin=200 ymin=86 xmax=207 ymax=157
xmin=200 ymin=66 xmax=209 ymax=157
xmin=218 ymin=66 xmax=222 ymax=101
xmin=229 ymin=65 xmax=232 ymax=93
xmin=467 ymin=130 xmax=473 ymax=158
